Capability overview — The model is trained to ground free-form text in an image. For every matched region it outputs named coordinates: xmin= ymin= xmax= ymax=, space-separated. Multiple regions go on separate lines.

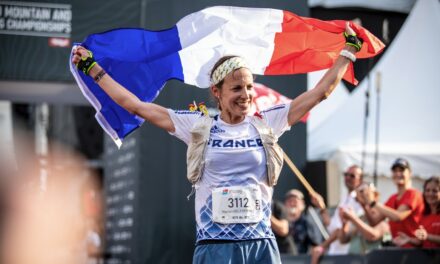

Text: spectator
xmin=359 ymin=158 xmax=424 ymax=248
xmin=284 ymin=189 xmax=323 ymax=254
xmin=338 ymin=182 xmax=390 ymax=254
xmin=271 ymin=200 xmax=296 ymax=255
xmin=310 ymin=165 xmax=364 ymax=264
xmin=394 ymin=176 xmax=440 ymax=248
xmin=312 ymin=165 xmax=364 ymax=256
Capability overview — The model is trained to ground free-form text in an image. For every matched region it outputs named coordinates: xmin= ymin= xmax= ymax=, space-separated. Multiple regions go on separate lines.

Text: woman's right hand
xmin=71 ymin=46 xmax=91 ymax=66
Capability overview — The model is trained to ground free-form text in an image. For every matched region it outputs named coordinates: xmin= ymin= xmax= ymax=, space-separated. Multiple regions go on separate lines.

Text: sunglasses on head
xmin=343 ymin=172 xmax=357 ymax=179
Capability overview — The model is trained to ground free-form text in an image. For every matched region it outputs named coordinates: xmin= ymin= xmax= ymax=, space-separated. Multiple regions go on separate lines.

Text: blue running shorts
xmin=193 ymin=238 xmax=281 ymax=264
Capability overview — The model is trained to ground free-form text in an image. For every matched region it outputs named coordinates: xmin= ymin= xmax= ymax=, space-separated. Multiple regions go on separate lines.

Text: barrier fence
xmin=281 ymin=248 xmax=440 ymax=264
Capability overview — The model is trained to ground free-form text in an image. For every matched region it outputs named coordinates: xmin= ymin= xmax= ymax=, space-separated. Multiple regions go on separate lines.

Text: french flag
xmin=70 ymin=6 xmax=384 ymax=146
xmin=251 ymin=82 xmax=309 ymax=124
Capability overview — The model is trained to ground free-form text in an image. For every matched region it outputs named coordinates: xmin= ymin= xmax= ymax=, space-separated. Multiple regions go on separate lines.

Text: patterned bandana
xmin=211 ymin=57 xmax=249 ymax=85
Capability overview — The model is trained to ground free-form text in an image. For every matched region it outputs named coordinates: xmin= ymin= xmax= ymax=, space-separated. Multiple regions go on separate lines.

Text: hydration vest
xmin=186 ymin=115 xmax=284 ymax=186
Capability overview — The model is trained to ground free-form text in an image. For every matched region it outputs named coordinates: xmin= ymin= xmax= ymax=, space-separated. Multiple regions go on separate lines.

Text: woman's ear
xmin=211 ymin=85 xmax=220 ymax=98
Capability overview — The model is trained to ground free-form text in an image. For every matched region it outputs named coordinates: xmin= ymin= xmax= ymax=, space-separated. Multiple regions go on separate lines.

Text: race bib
xmin=212 ymin=185 xmax=263 ymax=224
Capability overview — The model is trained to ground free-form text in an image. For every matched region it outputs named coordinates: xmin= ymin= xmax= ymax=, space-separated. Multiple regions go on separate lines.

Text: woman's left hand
xmin=344 ymin=22 xmax=359 ymax=54
xmin=345 ymin=22 xmax=356 ymax=36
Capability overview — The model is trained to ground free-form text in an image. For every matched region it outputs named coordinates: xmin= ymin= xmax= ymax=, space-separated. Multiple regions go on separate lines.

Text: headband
xmin=211 ymin=57 xmax=249 ymax=85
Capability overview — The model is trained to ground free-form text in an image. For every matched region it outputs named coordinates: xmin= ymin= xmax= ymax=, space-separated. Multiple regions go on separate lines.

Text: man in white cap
xmin=284 ymin=189 xmax=323 ymax=254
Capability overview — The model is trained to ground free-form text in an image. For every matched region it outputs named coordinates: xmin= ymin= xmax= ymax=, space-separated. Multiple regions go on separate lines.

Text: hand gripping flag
xmin=70 ymin=6 xmax=384 ymax=146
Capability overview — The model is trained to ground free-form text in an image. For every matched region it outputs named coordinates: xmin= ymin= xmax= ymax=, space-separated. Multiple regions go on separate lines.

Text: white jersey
xmin=327 ymin=190 xmax=364 ymax=255
xmin=168 ymin=104 xmax=291 ymax=242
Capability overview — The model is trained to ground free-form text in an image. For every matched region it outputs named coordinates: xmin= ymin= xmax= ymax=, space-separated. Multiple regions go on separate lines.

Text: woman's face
xmin=212 ymin=68 xmax=254 ymax=123
xmin=424 ymin=181 xmax=440 ymax=206
xmin=392 ymin=167 xmax=411 ymax=187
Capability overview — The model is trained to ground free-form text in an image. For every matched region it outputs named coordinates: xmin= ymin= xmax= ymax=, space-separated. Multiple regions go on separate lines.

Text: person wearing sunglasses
xmin=357 ymin=158 xmax=424 ymax=248
xmin=310 ymin=165 xmax=364 ymax=259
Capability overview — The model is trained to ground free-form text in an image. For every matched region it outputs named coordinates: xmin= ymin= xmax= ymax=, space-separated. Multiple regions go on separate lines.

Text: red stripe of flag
xmin=265 ymin=11 xmax=385 ymax=85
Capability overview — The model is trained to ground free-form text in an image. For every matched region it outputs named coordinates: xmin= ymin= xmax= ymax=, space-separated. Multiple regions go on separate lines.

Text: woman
xmin=72 ymin=23 xmax=360 ymax=263
xmin=359 ymin=158 xmax=424 ymax=248
xmin=394 ymin=176 xmax=440 ymax=248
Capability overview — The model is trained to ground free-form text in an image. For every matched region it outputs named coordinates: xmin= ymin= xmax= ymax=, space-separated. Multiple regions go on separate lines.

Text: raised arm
xmin=287 ymin=22 xmax=358 ymax=126
xmin=372 ymin=203 xmax=412 ymax=222
xmin=341 ymin=207 xmax=388 ymax=242
xmin=72 ymin=46 xmax=175 ymax=133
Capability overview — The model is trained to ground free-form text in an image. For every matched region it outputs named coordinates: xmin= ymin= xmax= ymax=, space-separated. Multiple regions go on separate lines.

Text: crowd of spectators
xmin=272 ymin=158 xmax=440 ymax=263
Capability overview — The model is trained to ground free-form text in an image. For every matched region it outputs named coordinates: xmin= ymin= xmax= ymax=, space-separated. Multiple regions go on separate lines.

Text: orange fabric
xmin=265 ymin=11 xmax=385 ymax=85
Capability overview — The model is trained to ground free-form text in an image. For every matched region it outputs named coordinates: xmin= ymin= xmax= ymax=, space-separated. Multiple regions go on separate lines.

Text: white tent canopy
xmin=307 ymin=0 xmax=440 ymax=179
xmin=308 ymin=0 xmax=416 ymax=13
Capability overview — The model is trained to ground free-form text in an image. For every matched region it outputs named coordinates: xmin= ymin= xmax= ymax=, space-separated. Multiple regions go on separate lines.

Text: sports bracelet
xmin=93 ymin=69 xmax=107 ymax=83
xmin=340 ymin=50 xmax=356 ymax=62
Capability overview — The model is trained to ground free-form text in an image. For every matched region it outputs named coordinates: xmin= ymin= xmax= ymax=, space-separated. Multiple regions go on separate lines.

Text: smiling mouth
xmin=236 ymin=101 xmax=250 ymax=108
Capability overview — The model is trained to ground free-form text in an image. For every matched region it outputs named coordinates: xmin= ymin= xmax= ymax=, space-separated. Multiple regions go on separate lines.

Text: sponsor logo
xmin=48 ymin=37 xmax=70 ymax=48
xmin=222 ymin=189 xmax=229 ymax=195
xmin=210 ymin=125 xmax=225 ymax=133
xmin=174 ymin=110 xmax=200 ymax=115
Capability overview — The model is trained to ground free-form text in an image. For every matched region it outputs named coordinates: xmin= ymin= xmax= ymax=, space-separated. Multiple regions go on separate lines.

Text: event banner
xmin=0 ymin=0 xmax=140 ymax=81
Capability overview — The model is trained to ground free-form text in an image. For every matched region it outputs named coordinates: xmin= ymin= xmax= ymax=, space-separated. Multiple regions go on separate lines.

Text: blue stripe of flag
xmin=78 ymin=27 xmax=184 ymax=139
